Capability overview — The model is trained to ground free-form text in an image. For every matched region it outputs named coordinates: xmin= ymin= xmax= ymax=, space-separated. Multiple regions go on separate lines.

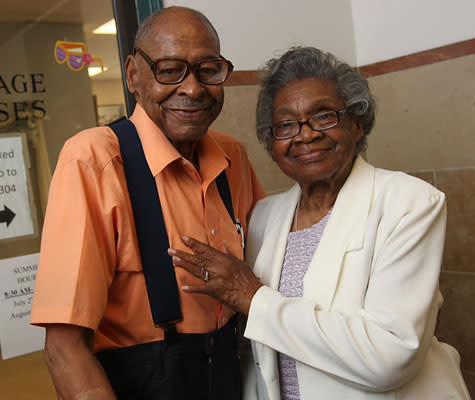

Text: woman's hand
xmin=168 ymin=236 xmax=262 ymax=315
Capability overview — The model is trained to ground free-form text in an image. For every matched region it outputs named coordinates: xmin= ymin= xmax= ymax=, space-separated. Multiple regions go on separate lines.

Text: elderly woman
xmin=169 ymin=47 xmax=469 ymax=399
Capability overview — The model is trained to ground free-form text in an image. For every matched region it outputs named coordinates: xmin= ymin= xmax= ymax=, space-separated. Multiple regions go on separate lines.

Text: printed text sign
xmin=0 ymin=135 xmax=34 ymax=240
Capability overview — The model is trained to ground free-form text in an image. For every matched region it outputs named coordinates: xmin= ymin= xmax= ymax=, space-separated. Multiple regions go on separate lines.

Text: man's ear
xmin=125 ymin=55 xmax=138 ymax=95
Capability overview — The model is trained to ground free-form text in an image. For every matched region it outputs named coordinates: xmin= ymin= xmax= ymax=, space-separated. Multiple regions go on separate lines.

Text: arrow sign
xmin=0 ymin=205 xmax=16 ymax=227
xmin=0 ymin=135 xmax=34 ymax=239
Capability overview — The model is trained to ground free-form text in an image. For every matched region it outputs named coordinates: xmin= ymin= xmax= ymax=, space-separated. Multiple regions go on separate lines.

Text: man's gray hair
xmin=256 ymin=46 xmax=376 ymax=155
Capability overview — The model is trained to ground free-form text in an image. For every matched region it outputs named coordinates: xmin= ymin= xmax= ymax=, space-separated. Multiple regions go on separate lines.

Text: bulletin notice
xmin=0 ymin=253 xmax=44 ymax=359
xmin=0 ymin=134 xmax=35 ymax=240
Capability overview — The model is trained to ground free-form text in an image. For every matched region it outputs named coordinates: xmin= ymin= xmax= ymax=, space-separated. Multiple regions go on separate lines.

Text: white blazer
xmin=243 ymin=156 xmax=469 ymax=400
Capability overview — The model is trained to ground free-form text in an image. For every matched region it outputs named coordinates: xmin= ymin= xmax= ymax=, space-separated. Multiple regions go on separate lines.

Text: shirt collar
xmin=129 ymin=103 xmax=230 ymax=177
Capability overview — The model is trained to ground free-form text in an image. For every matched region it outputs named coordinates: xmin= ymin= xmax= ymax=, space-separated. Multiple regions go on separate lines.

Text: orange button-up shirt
xmin=31 ymin=104 xmax=265 ymax=352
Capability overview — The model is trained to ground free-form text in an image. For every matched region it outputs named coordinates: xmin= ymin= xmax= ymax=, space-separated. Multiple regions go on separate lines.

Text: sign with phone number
xmin=0 ymin=134 xmax=34 ymax=240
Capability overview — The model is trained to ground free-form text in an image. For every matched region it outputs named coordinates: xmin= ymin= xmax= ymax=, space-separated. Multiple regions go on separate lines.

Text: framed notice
xmin=97 ymin=104 xmax=125 ymax=126
xmin=0 ymin=253 xmax=44 ymax=359
xmin=0 ymin=134 xmax=36 ymax=240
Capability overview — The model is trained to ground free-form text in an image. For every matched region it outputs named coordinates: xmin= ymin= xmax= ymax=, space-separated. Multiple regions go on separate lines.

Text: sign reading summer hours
xmin=0 ymin=134 xmax=34 ymax=240
xmin=0 ymin=253 xmax=44 ymax=359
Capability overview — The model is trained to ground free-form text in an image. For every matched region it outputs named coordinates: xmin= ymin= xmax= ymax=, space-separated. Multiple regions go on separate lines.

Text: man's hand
xmin=44 ymin=324 xmax=116 ymax=399
xmin=168 ymin=236 xmax=262 ymax=315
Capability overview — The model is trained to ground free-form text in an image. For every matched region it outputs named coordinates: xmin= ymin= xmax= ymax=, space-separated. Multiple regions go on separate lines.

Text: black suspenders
xmin=109 ymin=118 xmax=236 ymax=327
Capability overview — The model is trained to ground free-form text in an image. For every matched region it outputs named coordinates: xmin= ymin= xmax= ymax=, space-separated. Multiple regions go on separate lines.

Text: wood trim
xmin=223 ymin=39 xmax=475 ymax=86
xmin=358 ymin=38 xmax=475 ymax=77
xmin=224 ymin=70 xmax=262 ymax=86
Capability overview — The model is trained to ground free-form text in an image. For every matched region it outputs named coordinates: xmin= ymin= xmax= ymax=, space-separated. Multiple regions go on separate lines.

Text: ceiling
xmin=0 ymin=0 xmax=124 ymax=80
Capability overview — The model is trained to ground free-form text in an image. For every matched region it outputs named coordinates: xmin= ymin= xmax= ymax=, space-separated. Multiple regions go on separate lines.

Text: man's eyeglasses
xmin=271 ymin=108 xmax=348 ymax=140
xmin=134 ymin=47 xmax=234 ymax=85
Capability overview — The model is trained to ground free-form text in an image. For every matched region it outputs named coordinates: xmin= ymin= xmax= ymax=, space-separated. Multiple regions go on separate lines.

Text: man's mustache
xmin=165 ymin=99 xmax=212 ymax=109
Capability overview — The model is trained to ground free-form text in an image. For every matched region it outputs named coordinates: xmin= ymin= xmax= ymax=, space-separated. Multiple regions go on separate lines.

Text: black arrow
xmin=0 ymin=205 xmax=15 ymax=227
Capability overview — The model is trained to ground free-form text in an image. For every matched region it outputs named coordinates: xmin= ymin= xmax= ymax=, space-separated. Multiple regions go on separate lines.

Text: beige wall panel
xmin=212 ymin=86 xmax=294 ymax=195
xmin=91 ymin=78 xmax=126 ymax=107
xmin=0 ymin=23 xmax=97 ymax=171
xmin=366 ymin=55 xmax=475 ymax=171
xmin=437 ymin=168 xmax=475 ymax=273
xmin=24 ymin=23 xmax=97 ymax=170
xmin=437 ymin=271 xmax=475 ymax=371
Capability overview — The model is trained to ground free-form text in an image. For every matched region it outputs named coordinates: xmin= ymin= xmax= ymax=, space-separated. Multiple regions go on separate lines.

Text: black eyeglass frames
xmin=134 ymin=47 xmax=234 ymax=85
xmin=271 ymin=108 xmax=348 ymax=140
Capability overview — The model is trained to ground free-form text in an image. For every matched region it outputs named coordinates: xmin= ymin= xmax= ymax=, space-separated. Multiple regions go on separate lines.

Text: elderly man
xmin=31 ymin=6 xmax=264 ymax=400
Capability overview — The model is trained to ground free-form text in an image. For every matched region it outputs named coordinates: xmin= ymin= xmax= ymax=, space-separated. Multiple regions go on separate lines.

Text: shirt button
xmin=211 ymin=228 xmax=216 ymax=236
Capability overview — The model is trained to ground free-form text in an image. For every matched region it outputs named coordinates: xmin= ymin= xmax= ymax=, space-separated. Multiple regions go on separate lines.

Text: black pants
xmin=96 ymin=318 xmax=241 ymax=400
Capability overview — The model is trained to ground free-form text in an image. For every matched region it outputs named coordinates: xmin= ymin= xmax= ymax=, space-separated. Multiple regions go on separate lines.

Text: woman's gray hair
xmin=256 ymin=46 xmax=376 ymax=155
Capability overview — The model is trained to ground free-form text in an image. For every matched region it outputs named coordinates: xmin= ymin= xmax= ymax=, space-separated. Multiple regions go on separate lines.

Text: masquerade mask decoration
xmin=54 ymin=41 xmax=104 ymax=73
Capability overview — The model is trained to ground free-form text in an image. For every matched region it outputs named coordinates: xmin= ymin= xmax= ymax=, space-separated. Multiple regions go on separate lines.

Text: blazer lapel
xmin=253 ymin=184 xmax=301 ymax=289
xmin=304 ymin=156 xmax=375 ymax=310
xmin=249 ymin=186 xmax=300 ymax=398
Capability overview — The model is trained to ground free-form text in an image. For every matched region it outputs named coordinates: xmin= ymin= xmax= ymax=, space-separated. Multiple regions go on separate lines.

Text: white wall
xmin=164 ymin=0 xmax=475 ymax=68
xmin=164 ymin=0 xmax=357 ymax=68
xmin=351 ymin=0 xmax=475 ymax=66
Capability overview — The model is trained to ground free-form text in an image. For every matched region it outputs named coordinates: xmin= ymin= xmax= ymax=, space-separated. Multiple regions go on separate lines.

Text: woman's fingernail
xmin=173 ymin=255 xmax=181 ymax=262
xmin=168 ymin=248 xmax=176 ymax=255
xmin=182 ymin=236 xmax=190 ymax=242
xmin=182 ymin=286 xmax=189 ymax=291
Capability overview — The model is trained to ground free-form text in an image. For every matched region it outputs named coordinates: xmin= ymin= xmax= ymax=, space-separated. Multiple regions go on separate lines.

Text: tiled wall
xmin=367 ymin=54 xmax=475 ymax=396
xmin=365 ymin=55 xmax=475 ymax=171
xmin=212 ymin=53 xmax=475 ymax=396
xmin=408 ymin=168 xmax=475 ymax=395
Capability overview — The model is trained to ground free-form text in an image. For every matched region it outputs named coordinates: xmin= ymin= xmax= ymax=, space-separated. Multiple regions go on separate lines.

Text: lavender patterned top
xmin=278 ymin=211 xmax=331 ymax=400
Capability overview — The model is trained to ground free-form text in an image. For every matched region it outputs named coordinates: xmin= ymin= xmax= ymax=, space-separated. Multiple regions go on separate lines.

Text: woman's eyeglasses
xmin=271 ymin=108 xmax=348 ymax=140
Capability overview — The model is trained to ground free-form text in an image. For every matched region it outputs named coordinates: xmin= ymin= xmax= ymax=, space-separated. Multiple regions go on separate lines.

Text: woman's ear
xmin=125 ymin=55 xmax=138 ymax=95
xmin=270 ymin=141 xmax=276 ymax=162
xmin=353 ymin=118 xmax=365 ymax=143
